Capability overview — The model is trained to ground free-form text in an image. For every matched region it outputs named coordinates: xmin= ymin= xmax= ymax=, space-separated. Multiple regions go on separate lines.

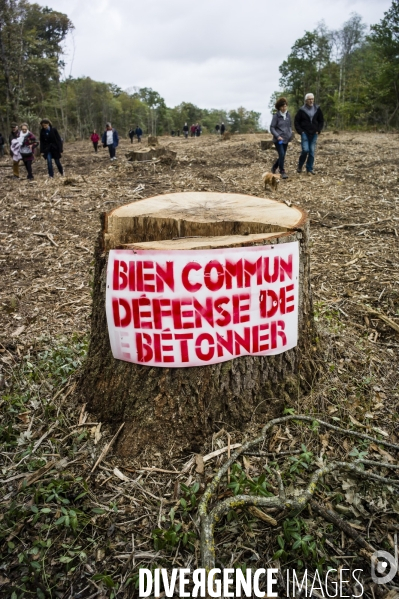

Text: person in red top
xmin=190 ymin=124 xmax=196 ymax=137
xmin=90 ymin=130 xmax=100 ymax=153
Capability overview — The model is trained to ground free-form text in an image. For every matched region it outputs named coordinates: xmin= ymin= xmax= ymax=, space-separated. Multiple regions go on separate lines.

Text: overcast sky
xmin=37 ymin=0 xmax=390 ymax=125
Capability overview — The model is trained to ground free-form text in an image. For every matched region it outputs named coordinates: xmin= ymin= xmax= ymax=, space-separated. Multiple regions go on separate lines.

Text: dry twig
xmin=90 ymin=422 xmax=125 ymax=473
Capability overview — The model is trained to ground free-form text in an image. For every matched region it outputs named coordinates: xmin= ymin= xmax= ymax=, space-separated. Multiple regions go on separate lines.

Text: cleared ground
xmin=0 ymin=132 xmax=398 ymax=598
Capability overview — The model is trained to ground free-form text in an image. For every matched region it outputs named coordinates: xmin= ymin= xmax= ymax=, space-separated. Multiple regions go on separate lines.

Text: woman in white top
xmin=101 ymin=122 xmax=119 ymax=161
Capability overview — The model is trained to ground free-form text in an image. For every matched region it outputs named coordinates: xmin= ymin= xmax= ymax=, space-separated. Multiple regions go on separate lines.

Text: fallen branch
xmin=331 ymin=218 xmax=391 ymax=230
xmin=203 ymin=443 xmax=241 ymax=462
xmin=248 ymin=506 xmax=278 ymax=526
xmin=75 ymin=244 xmax=93 ymax=253
xmin=32 ymin=421 xmax=58 ymax=454
xmin=90 ymin=422 xmax=125 ymax=473
xmin=32 ymin=231 xmax=59 ymax=247
xmin=363 ymin=305 xmax=399 ymax=335
xmin=309 ymin=500 xmax=375 ymax=555
xmin=198 ymin=414 xmax=399 ymax=572
xmin=243 ymin=449 xmax=301 ymax=457
xmin=140 ymin=467 xmax=183 ymax=475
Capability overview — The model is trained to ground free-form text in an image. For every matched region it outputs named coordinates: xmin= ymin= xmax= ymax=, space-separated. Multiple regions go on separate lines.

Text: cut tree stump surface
xmin=104 ymin=192 xmax=305 ymax=251
xmin=122 ymin=232 xmax=287 ymax=251
xmin=81 ymin=191 xmax=314 ymax=457
xmin=125 ymin=146 xmax=176 ymax=163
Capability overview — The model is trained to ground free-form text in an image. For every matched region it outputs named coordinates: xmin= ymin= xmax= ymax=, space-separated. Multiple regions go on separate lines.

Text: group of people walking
xmin=128 ymin=126 xmax=143 ymax=144
xmin=90 ymin=124 xmax=120 ymax=159
xmin=182 ymin=123 xmax=202 ymax=138
xmin=270 ymin=92 xmax=324 ymax=178
xmin=90 ymin=123 xmax=121 ymax=158
xmin=91 ymin=123 xmax=130 ymax=160
xmin=1 ymin=119 xmax=125 ymax=179
xmin=3 ymin=119 xmax=64 ymax=181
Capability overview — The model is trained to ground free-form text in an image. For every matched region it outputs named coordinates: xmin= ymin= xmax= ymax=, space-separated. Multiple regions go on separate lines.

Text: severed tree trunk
xmin=125 ymin=147 xmax=176 ymax=163
xmin=80 ymin=192 xmax=315 ymax=457
xmin=260 ymin=140 xmax=274 ymax=151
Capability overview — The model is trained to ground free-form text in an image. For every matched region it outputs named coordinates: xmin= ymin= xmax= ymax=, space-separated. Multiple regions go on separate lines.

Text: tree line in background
xmin=51 ymin=83 xmax=262 ymax=139
xmin=0 ymin=0 xmax=260 ymax=139
xmin=1 ymin=0 xmax=398 ymax=138
xmin=272 ymin=1 xmax=399 ymax=129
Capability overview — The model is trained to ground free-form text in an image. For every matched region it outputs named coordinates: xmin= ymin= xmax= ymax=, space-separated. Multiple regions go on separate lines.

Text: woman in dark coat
xmin=39 ymin=119 xmax=64 ymax=178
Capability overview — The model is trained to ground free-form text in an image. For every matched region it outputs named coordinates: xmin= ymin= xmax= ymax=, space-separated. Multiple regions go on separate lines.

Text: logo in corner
xmin=371 ymin=538 xmax=398 ymax=585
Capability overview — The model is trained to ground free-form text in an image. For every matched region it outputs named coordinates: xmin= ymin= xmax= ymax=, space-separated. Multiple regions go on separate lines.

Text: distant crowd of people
xmin=180 ymin=122 xmax=226 ymax=139
xmin=0 ymin=117 xmax=228 ymax=181
xmin=1 ymin=94 xmax=324 ymax=181
xmin=270 ymin=92 xmax=324 ymax=178
xmin=181 ymin=123 xmax=202 ymax=138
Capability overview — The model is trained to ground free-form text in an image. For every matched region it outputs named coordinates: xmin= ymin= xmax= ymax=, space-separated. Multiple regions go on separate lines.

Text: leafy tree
xmin=0 ymin=0 xmax=264 ymax=138
xmin=369 ymin=0 xmax=399 ymax=124
xmin=279 ymin=26 xmax=332 ymax=109
xmin=0 ymin=0 xmax=73 ymax=126
xmin=274 ymin=7 xmax=399 ymax=129
xmin=136 ymin=87 xmax=166 ymax=134
xmin=228 ymin=107 xmax=261 ymax=133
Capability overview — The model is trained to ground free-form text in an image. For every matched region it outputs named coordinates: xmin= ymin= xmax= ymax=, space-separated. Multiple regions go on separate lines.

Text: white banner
xmin=106 ymin=242 xmax=299 ymax=367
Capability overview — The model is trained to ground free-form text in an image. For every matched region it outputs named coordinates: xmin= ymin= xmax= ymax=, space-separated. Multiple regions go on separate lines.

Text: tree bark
xmin=79 ymin=192 xmax=315 ymax=457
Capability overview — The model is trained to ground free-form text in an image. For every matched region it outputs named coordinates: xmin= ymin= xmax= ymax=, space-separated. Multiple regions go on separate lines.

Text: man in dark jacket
xmin=294 ymin=93 xmax=324 ymax=175
xmin=102 ymin=122 xmax=119 ymax=160
xmin=0 ymin=132 xmax=5 ymax=157
xmin=135 ymin=125 xmax=143 ymax=143
xmin=40 ymin=119 xmax=64 ymax=178
xmin=128 ymin=127 xmax=135 ymax=143
xmin=220 ymin=122 xmax=226 ymax=135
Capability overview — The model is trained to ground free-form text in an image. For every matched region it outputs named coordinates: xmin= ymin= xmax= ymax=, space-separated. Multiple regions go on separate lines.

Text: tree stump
xmin=125 ymin=147 xmax=176 ymax=163
xmin=222 ymin=132 xmax=231 ymax=140
xmin=260 ymin=140 xmax=274 ymax=151
xmin=147 ymin=136 xmax=159 ymax=146
xmin=80 ymin=192 xmax=314 ymax=457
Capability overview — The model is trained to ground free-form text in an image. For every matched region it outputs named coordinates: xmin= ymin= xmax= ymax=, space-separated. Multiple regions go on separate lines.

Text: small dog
xmin=262 ymin=172 xmax=280 ymax=191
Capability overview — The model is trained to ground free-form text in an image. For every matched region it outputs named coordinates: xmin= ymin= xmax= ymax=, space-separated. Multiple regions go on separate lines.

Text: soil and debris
xmin=0 ymin=132 xmax=398 ymax=598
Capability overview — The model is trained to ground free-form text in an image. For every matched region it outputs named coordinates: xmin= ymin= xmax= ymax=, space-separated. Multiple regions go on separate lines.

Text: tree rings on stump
xmin=80 ymin=192 xmax=314 ymax=457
